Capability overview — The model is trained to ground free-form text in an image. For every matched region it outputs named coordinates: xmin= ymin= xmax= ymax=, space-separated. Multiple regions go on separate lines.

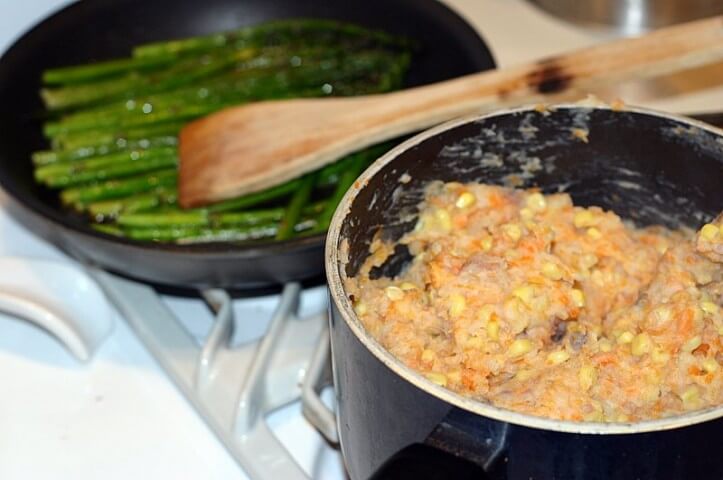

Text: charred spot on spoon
xmin=528 ymin=60 xmax=573 ymax=94
xmin=369 ymin=244 xmax=413 ymax=280
xmin=496 ymin=85 xmax=515 ymax=98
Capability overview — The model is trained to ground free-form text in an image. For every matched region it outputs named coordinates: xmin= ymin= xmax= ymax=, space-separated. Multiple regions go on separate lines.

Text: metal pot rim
xmin=325 ymin=102 xmax=723 ymax=435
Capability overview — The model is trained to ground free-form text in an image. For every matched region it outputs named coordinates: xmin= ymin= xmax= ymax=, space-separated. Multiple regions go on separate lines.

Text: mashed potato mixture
xmin=345 ymin=182 xmax=722 ymax=422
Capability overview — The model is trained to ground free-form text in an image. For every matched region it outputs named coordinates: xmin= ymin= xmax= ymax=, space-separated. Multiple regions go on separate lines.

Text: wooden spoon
xmin=179 ymin=16 xmax=723 ymax=208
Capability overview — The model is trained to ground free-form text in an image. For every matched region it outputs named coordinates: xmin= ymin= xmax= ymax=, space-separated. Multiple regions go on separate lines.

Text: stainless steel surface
xmin=528 ymin=0 xmax=723 ymax=35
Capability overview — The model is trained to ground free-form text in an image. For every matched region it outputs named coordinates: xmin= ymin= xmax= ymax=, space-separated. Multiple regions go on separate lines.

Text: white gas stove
xmin=0 ymin=1 xmax=721 ymax=479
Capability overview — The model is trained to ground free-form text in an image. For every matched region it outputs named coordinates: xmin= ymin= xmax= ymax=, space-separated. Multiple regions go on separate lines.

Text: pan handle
xmin=301 ymin=323 xmax=339 ymax=445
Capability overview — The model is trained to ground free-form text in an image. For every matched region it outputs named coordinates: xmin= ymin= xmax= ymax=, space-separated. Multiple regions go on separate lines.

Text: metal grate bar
xmin=91 ymin=269 xmax=324 ymax=480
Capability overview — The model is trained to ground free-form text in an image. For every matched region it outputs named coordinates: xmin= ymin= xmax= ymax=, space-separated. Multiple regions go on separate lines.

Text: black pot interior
xmin=0 ymin=0 xmax=495 ymax=288
xmin=342 ymin=107 xmax=723 ymax=279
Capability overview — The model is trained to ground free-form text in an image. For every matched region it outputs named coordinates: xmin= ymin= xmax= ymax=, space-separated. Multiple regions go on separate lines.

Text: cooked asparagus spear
xmin=35 ymin=146 xmax=177 ymax=182
xmin=132 ymin=19 xmax=411 ymax=58
xmin=36 ymin=19 xmax=412 ymax=244
xmin=60 ymin=168 xmax=178 ymax=205
xmin=275 ymin=174 xmax=319 ymax=241
xmin=33 ymin=135 xmax=178 ymax=166
xmin=43 ymin=50 xmax=407 ymax=137
xmin=87 ymin=186 xmax=178 ymax=218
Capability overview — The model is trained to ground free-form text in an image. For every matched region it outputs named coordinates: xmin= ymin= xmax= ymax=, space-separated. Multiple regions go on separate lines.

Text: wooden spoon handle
xmin=179 ymin=16 xmax=723 ymax=207
xmin=355 ymin=15 xmax=723 ymax=135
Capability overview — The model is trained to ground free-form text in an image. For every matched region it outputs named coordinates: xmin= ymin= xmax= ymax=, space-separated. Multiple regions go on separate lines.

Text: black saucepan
xmin=326 ymin=105 xmax=723 ymax=480
xmin=0 ymin=0 xmax=495 ymax=290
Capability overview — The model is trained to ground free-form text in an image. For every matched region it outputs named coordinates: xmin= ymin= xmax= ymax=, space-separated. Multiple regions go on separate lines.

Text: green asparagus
xmin=34 ymin=19 xmax=413 ymax=244
xmin=275 ymin=174 xmax=318 ymax=241
xmin=60 ymin=168 xmax=178 ymax=205
xmin=33 ymin=136 xmax=178 ymax=166
xmin=88 ymin=187 xmax=177 ymax=219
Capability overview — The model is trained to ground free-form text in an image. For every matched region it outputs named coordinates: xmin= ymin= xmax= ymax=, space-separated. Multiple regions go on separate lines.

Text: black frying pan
xmin=0 ymin=0 xmax=496 ymax=289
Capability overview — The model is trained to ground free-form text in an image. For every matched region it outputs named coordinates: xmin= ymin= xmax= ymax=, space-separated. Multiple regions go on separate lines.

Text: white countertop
xmin=0 ymin=1 xmax=720 ymax=479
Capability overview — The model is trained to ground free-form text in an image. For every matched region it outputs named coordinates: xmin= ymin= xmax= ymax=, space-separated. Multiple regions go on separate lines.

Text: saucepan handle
xmin=301 ymin=323 xmax=339 ymax=445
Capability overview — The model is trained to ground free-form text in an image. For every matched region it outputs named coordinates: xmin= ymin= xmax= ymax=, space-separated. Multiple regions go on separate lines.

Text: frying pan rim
xmin=0 ymin=0 xmax=497 ymax=259
xmin=326 ymin=102 xmax=723 ymax=435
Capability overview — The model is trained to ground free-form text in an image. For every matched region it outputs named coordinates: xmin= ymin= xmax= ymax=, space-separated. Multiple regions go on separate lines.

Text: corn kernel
xmin=421 ymin=349 xmax=436 ymax=363
xmin=700 ymin=223 xmax=719 ymax=240
xmin=454 ymin=329 xmax=469 ymax=346
xmin=455 ymin=191 xmax=476 ymax=209
xmin=425 ymin=372 xmax=448 ymax=387
xmin=616 ymin=413 xmax=630 ymax=423
xmin=693 ymin=305 xmax=704 ymax=323
xmin=580 ymin=253 xmax=599 ymax=269
xmin=650 ymin=306 xmax=672 ymax=325
xmin=502 ymin=223 xmax=522 ymax=242
xmin=574 ymin=210 xmax=598 ymax=228
xmin=586 ymin=227 xmax=602 ymax=240
xmin=547 ymin=349 xmax=570 ymax=365
xmin=680 ymin=385 xmax=700 ymax=410
xmin=579 ymin=365 xmax=597 ymax=391
xmin=478 ymin=305 xmax=494 ymax=322
xmin=526 ymin=192 xmax=547 ymax=211
xmin=585 ymin=401 xmax=604 ymax=422
xmin=651 ymin=348 xmax=671 ymax=364
xmin=512 ymin=284 xmax=534 ymax=306
xmin=631 ymin=333 xmax=652 ymax=356
xmin=481 ymin=236 xmax=493 ymax=252
xmin=400 ymin=282 xmax=417 ymax=291
xmin=449 ymin=293 xmax=467 ymax=317
xmin=542 ymin=262 xmax=563 ymax=280
xmin=465 ymin=336 xmax=485 ymax=349
xmin=519 ymin=208 xmax=534 ymax=220
xmin=487 ymin=317 xmax=500 ymax=341
xmin=570 ymin=289 xmax=586 ymax=308
xmin=598 ymin=338 xmax=613 ymax=352
xmin=584 ymin=410 xmax=605 ymax=422
xmin=504 ymin=299 xmax=529 ymax=333
xmin=531 ymin=295 xmax=550 ymax=313
xmin=591 ymin=269 xmax=605 ymax=286
xmin=700 ymin=301 xmax=719 ymax=315
xmin=414 ymin=217 xmax=425 ymax=232
xmin=515 ymin=369 xmax=534 ymax=381
xmin=702 ymin=358 xmax=719 ymax=373
xmin=508 ymin=338 xmax=533 ymax=357
xmin=617 ymin=331 xmax=634 ymax=344
xmin=504 ymin=249 xmax=521 ymax=262
xmin=385 ymin=286 xmax=404 ymax=301
xmin=354 ymin=301 xmax=368 ymax=316
xmin=682 ymin=335 xmax=702 ymax=353
xmin=448 ymin=370 xmax=462 ymax=384
xmin=719 ymin=326 xmax=723 ymax=336
xmin=435 ymin=208 xmax=452 ymax=232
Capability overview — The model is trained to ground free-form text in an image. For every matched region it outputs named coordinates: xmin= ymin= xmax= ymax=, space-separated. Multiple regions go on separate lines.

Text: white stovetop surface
xmin=0 ymin=1 xmax=720 ymax=479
